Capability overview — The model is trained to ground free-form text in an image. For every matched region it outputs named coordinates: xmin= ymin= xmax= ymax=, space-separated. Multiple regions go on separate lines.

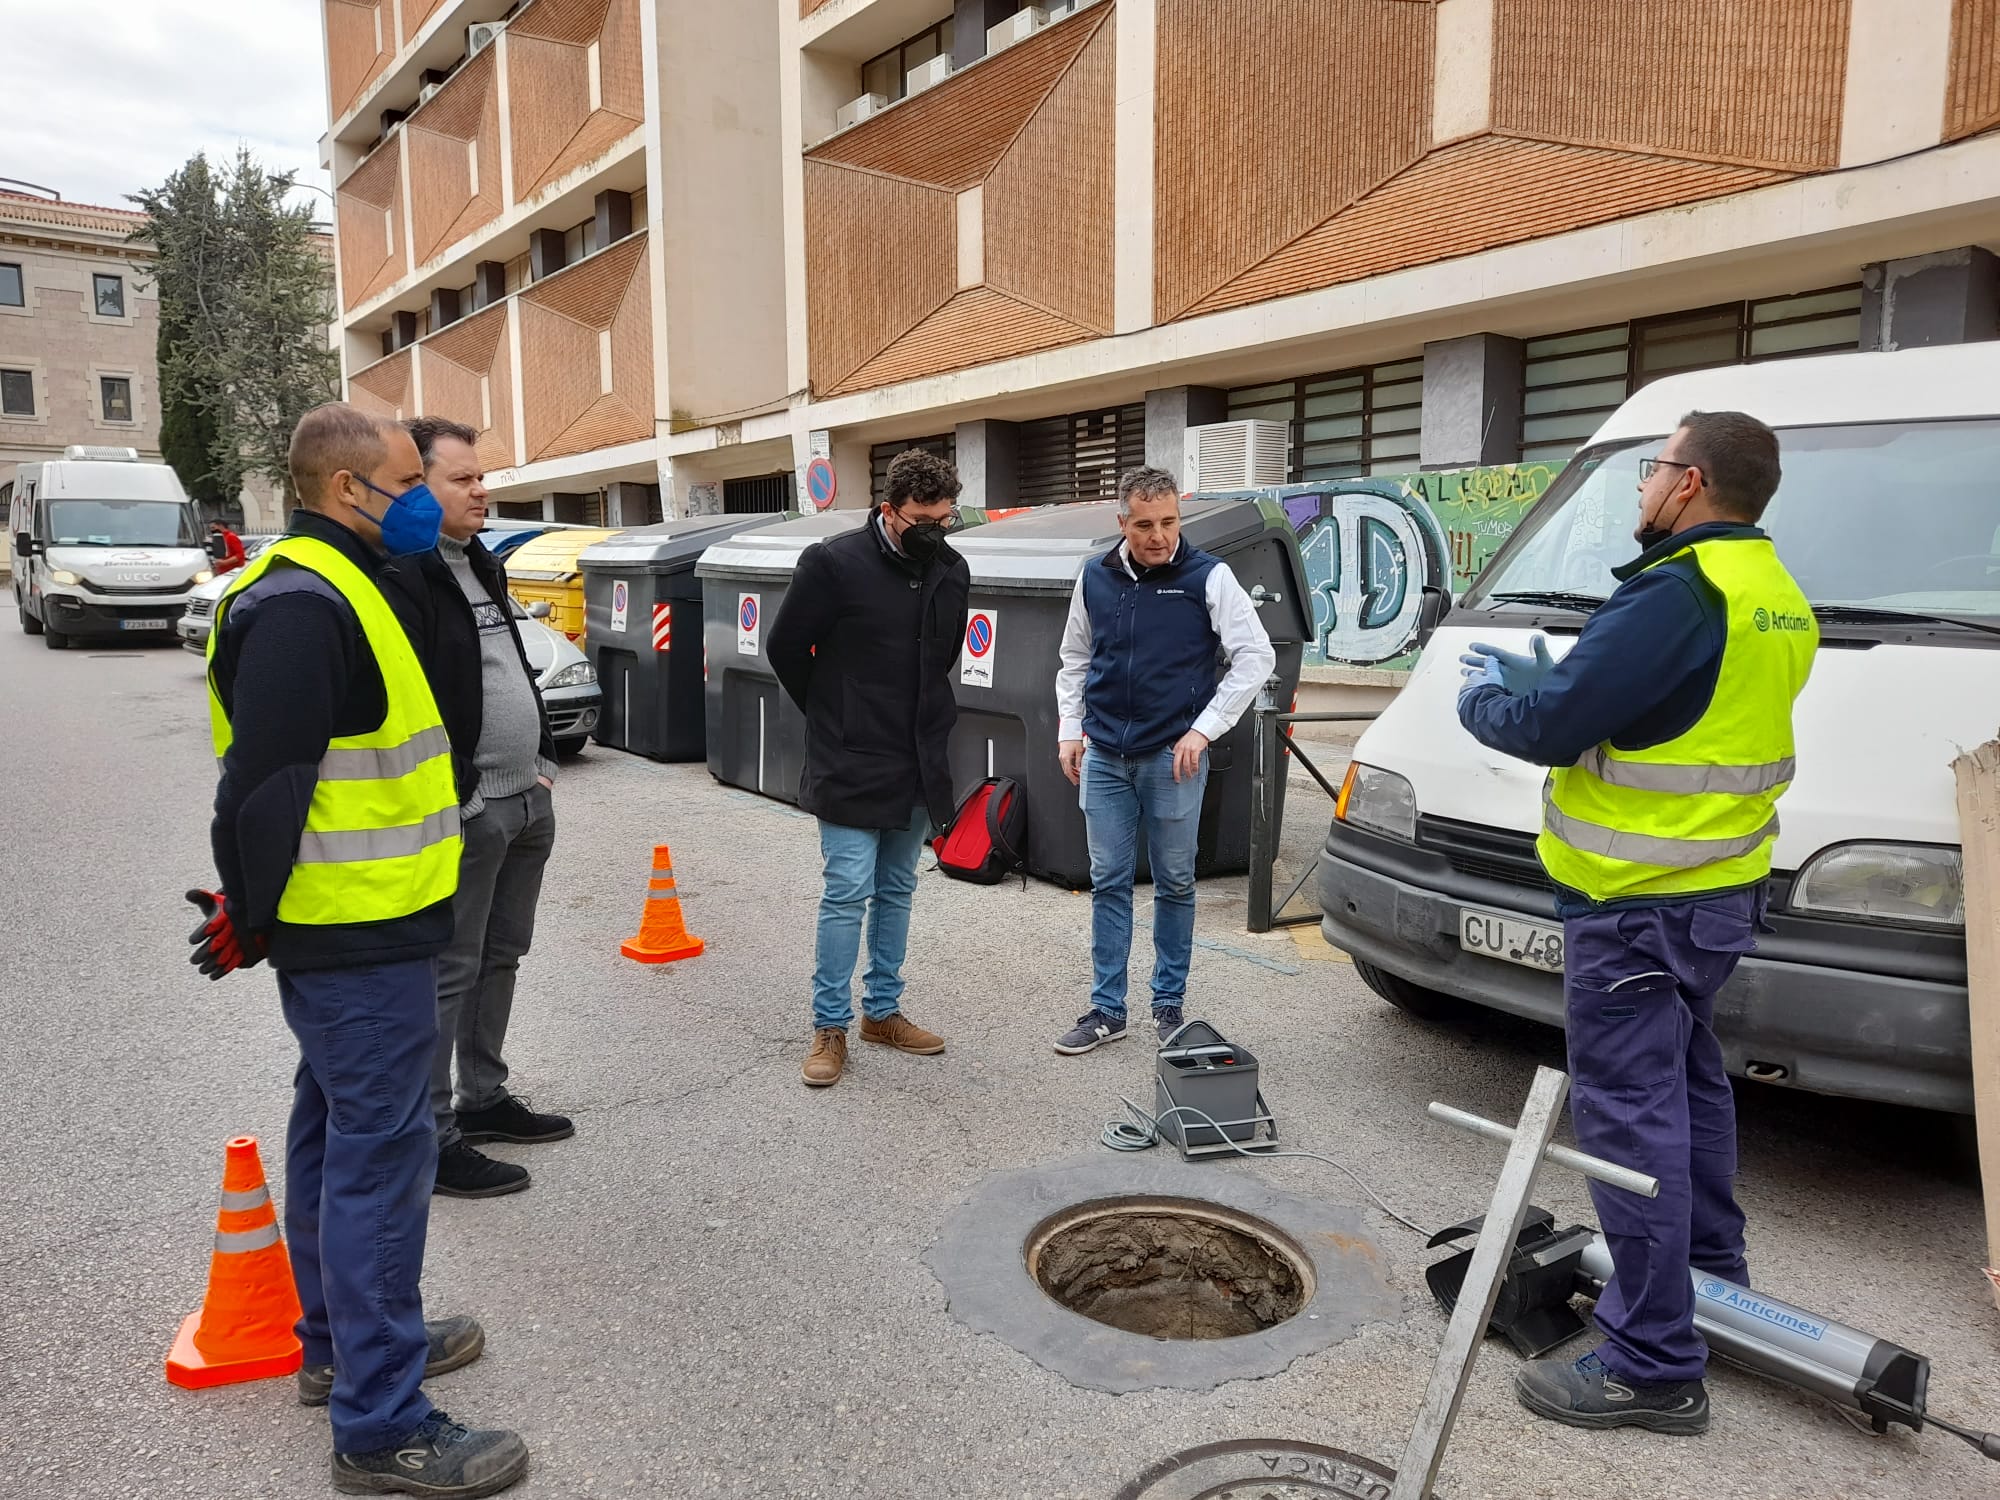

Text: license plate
xmin=119 ymin=618 xmax=169 ymax=631
xmin=1459 ymin=908 xmax=1565 ymax=973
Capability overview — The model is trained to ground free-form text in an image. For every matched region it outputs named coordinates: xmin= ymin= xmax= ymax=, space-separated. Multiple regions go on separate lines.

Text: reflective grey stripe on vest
xmin=218 ymin=1186 xmax=270 ymax=1212
xmin=1544 ymin=792 xmax=1779 ymax=869
xmin=317 ymin=725 xmax=453 ymax=782
xmin=296 ymin=807 xmax=462 ymax=865
xmin=1577 ymin=746 xmax=1797 ymax=796
xmin=215 ymin=1223 xmax=281 ymax=1253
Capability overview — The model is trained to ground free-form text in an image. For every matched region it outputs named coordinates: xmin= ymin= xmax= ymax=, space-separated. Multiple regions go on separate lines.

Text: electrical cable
xmin=1100 ymin=1095 xmax=1428 ymax=1237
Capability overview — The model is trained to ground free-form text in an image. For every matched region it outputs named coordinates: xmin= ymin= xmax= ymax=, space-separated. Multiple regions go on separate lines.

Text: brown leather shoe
xmin=860 ymin=1011 xmax=945 ymax=1055
xmin=802 ymin=1027 xmax=848 ymax=1087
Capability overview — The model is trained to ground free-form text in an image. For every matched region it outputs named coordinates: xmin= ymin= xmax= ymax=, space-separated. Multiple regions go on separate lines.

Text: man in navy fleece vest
xmin=1052 ymin=467 xmax=1275 ymax=1054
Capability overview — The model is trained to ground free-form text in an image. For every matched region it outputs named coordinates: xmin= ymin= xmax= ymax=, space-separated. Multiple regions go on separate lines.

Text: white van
xmin=1321 ymin=343 xmax=2000 ymax=1115
xmin=6 ymin=447 xmax=211 ymax=648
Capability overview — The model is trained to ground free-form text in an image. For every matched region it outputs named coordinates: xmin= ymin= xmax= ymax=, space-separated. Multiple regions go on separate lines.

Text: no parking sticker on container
xmin=610 ymin=579 xmax=629 ymax=633
xmin=737 ymin=592 xmax=761 ymax=656
xmin=961 ymin=608 xmax=998 ymax=688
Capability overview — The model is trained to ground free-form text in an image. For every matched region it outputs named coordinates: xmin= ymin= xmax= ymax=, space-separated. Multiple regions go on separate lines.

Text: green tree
xmin=135 ymin=149 xmax=338 ymax=512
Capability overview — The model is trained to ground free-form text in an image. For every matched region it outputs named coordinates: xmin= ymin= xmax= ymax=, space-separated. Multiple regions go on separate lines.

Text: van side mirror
xmin=1414 ymin=585 xmax=1451 ymax=647
xmin=14 ymin=533 xmax=38 ymax=557
xmin=527 ymin=600 xmax=552 ymax=619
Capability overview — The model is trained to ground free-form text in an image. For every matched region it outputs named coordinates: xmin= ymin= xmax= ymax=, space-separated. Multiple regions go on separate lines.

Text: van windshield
xmin=1464 ymin=419 xmax=2000 ymax=620
xmin=46 ymin=499 xmax=198 ymax=548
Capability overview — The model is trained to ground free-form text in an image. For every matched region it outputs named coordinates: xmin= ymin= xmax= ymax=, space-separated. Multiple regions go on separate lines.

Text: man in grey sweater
xmin=403 ymin=418 xmax=572 ymax=1199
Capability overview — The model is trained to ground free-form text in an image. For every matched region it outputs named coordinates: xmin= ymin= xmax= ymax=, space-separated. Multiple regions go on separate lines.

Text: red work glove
xmin=185 ymin=889 xmax=266 ymax=980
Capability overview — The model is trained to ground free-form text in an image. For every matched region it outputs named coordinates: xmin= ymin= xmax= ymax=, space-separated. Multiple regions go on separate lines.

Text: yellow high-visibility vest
xmin=207 ymin=535 xmax=461 ymax=925
xmin=1538 ymin=535 xmax=1817 ymax=904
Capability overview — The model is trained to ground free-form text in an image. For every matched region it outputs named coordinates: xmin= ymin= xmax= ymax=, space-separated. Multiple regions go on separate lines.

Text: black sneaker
xmin=1154 ymin=1007 xmax=1186 ymax=1044
xmin=434 ymin=1141 xmax=530 ymax=1199
xmin=455 ymin=1095 xmax=574 ymax=1145
xmin=1054 ymin=1011 xmax=1127 ymax=1055
xmin=299 ymin=1316 xmax=486 ymax=1407
xmin=331 ymin=1408 xmax=528 ymax=1497
xmin=1514 ymin=1349 xmax=1710 ymax=1434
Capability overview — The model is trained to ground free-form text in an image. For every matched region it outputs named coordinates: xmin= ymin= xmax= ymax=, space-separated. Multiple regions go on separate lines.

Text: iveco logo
xmin=119 ymin=572 xmax=164 ymax=583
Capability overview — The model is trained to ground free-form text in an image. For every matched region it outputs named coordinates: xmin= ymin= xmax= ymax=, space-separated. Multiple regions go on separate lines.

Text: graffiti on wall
xmin=1263 ymin=463 xmax=1562 ymax=668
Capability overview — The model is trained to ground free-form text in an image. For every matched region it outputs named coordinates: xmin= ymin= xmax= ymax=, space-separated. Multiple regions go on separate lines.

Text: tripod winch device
xmin=1425 ymin=1206 xmax=2000 ymax=1462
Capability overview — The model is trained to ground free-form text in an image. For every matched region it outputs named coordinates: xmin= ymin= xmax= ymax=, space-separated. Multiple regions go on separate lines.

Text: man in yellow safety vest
xmin=1458 ymin=409 xmax=1815 ymax=1438
xmin=191 ymin=403 xmax=528 ymax=1498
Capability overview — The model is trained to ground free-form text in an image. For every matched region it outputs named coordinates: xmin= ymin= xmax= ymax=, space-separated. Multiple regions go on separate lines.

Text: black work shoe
xmin=299 ymin=1316 xmax=486 ymax=1407
xmin=331 ymin=1408 xmax=529 ymax=1497
xmin=454 ymin=1095 xmax=574 ymax=1145
xmin=1514 ymin=1349 xmax=1710 ymax=1434
xmin=433 ymin=1141 xmax=530 ymax=1199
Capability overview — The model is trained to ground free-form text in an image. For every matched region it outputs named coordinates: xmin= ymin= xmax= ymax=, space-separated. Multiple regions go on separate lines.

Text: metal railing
xmin=1245 ymin=675 xmax=1378 ymax=933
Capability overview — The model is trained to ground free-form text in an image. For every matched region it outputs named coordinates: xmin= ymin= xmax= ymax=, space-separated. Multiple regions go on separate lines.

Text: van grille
xmin=1416 ymin=816 xmax=1551 ymax=893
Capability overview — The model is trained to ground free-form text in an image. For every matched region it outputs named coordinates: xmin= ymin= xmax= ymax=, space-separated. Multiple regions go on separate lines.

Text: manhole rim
xmin=1023 ymin=1192 xmax=1320 ymax=1330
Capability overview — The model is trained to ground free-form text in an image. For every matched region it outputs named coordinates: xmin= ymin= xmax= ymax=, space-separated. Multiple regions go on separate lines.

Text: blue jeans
xmin=812 ymin=807 xmax=930 ymax=1030
xmin=1083 ymin=745 xmax=1208 ymax=1022
xmin=1563 ymin=888 xmax=1759 ymax=1385
xmin=280 ymin=959 xmax=439 ymax=1454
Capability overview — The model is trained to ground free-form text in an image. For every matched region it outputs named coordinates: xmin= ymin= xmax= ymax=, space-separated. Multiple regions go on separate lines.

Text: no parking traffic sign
xmin=805 ymin=457 xmax=838 ymax=512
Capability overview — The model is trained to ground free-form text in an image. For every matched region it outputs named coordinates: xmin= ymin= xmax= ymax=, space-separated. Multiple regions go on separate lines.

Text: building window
xmin=1017 ymin=404 xmax=1145 ymax=505
xmin=0 ymin=264 xmax=22 ymax=308
xmin=101 ymin=376 xmax=133 ymax=423
xmin=93 ymin=273 xmax=125 ymax=318
xmin=862 ymin=16 xmax=955 ymax=104
xmin=562 ymin=218 xmax=598 ymax=265
xmin=870 ymin=434 xmax=957 ymax=505
xmin=1521 ymin=285 xmax=1862 ymax=463
xmin=1 ymin=369 xmax=33 ymax=417
xmin=1226 ymin=358 xmax=1424 ymax=482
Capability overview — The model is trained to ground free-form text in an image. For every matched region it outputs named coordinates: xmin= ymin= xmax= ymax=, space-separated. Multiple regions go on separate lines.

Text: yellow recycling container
xmin=504 ymin=527 xmax=621 ymax=641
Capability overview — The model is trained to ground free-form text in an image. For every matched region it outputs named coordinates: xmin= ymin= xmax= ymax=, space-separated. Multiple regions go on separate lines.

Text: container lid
xmin=694 ymin=509 xmax=871 ymax=579
xmin=579 ymin=512 xmax=792 ymax=573
xmin=503 ymin=527 xmax=622 ymax=578
xmin=949 ymin=497 xmax=1294 ymax=591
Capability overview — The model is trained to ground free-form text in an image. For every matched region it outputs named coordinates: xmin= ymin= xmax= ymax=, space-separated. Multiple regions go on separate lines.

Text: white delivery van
xmin=1321 ymin=342 xmax=2000 ymax=1115
xmin=5 ymin=447 xmax=211 ymax=648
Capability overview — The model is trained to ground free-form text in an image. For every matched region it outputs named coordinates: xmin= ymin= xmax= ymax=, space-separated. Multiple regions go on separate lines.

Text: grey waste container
xmin=945 ymin=498 xmax=1312 ymax=888
xmin=580 ymin=514 xmax=792 ymax=761
xmin=695 ymin=510 xmax=872 ymax=804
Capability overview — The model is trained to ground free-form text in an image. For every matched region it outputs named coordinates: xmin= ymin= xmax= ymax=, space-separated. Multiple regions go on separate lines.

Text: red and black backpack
xmin=932 ymin=777 xmax=1027 ymax=885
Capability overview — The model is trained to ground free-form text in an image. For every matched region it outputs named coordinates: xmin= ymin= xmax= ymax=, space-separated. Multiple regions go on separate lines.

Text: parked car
xmin=515 ymin=597 xmax=600 ymax=755
xmin=177 ymin=536 xmax=277 ymax=651
xmin=1320 ymin=341 xmax=1999 ymax=1117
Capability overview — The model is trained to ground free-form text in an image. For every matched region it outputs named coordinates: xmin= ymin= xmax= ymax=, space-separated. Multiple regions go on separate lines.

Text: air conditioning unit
xmin=904 ymin=54 xmax=951 ymax=96
xmin=467 ymin=19 xmax=507 ymax=56
xmin=1186 ymin=421 xmax=1291 ymax=491
xmin=987 ymin=5 xmax=1048 ymax=54
xmin=417 ymin=82 xmax=442 ymax=107
xmin=834 ymin=92 xmax=888 ymax=131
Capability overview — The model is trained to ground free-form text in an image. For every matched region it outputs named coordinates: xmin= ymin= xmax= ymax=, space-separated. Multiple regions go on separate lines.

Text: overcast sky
xmin=4 ymin=0 xmax=332 ymax=217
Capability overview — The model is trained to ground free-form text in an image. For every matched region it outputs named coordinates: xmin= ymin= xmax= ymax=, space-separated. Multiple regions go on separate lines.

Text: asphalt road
xmin=1 ymin=614 xmax=1995 ymax=1500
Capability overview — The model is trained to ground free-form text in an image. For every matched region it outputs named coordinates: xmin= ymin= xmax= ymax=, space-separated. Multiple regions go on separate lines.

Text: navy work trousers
xmin=1561 ymin=887 xmax=1760 ymax=1385
xmin=280 ymin=958 xmax=440 ymax=1454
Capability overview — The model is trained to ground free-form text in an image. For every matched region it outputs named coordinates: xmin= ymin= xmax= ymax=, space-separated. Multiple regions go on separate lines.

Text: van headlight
xmin=193 ymin=570 xmax=214 ymax=585
xmin=1790 ymin=843 xmax=1964 ymax=929
xmin=1336 ymin=763 xmax=1418 ymax=843
xmin=544 ymin=661 xmax=597 ymax=689
xmin=50 ymin=569 xmax=81 ymax=586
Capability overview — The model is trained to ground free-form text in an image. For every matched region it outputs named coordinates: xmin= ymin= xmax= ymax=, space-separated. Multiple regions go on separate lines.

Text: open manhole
xmin=1027 ymin=1196 xmax=1312 ymax=1340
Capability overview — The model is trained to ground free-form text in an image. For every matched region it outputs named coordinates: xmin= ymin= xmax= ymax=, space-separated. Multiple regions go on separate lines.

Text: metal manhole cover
xmin=1116 ymin=1440 xmax=1407 ymax=1500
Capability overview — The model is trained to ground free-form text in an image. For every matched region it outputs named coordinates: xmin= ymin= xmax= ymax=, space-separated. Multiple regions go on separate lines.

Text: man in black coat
xmin=768 ymin=449 xmax=970 ymax=1088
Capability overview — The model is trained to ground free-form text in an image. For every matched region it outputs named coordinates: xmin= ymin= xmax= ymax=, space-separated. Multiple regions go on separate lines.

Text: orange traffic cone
xmin=621 ymin=844 xmax=705 ymax=963
xmin=166 ymin=1136 xmax=304 ymax=1389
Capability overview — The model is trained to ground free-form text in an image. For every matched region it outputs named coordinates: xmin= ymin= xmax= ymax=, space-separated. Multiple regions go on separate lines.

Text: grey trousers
xmin=433 ymin=784 xmax=556 ymax=1148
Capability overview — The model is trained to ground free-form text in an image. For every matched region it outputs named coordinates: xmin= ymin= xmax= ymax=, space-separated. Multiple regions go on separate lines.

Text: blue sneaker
xmin=1054 ymin=1011 xmax=1127 ymax=1055
xmin=1153 ymin=1007 xmax=1185 ymax=1044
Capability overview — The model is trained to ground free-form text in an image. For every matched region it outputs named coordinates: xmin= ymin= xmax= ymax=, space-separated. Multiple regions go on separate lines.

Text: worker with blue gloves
xmin=1457 ymin=410 xmax=1816 ymax=1436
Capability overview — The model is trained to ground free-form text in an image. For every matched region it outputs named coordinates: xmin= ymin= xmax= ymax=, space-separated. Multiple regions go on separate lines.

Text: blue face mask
xmin=355 ymin=477 xmax=444 ymax=557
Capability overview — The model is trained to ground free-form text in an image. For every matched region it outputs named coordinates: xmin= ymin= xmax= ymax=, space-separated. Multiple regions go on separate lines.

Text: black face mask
xmin=900 ymin=521 xmax=949 ymax=564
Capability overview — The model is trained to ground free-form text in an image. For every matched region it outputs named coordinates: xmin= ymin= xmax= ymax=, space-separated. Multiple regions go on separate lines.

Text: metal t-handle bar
xmin=1427 ymin=1102 xmax=1661 ymax=1198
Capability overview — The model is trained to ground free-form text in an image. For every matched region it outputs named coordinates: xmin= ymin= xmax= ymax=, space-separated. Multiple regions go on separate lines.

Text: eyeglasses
xmin=1638 ymin=458 xmax=1694 ymax=483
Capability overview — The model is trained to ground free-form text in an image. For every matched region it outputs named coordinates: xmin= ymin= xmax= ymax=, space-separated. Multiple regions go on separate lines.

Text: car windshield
xmin=47 ymin=499 xmax=198 ymax=548
xmin=1464 ymin=419 xmax=2000 ymax=619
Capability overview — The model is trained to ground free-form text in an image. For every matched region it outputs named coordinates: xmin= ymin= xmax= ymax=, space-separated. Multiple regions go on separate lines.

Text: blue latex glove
xmin=1459 ymin=636 xmax=1555 ymax=697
